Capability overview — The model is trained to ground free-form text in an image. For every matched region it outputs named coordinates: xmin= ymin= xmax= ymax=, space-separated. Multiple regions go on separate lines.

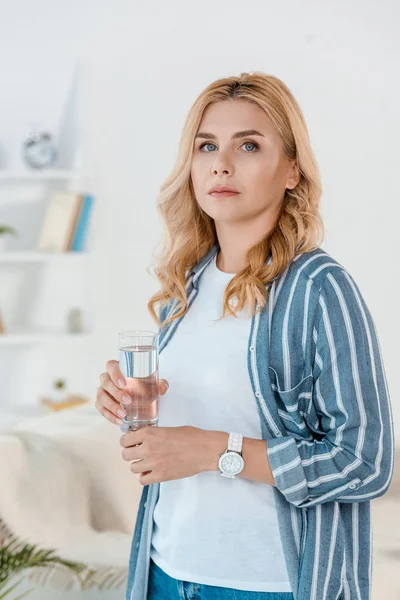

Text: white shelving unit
xmin=0 ymin=63 xmax=95 ymax=408
xmin=0 ymin=169 xmax=94 ymax=346
xmin=0 ymin=168 xmax=95 ymax=409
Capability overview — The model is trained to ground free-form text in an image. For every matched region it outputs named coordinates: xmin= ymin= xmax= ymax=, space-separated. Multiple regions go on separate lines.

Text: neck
xmin=215 ymin=248 xmax=245 ymax=274
xmin=214 ymin=219 xmax=275 ymax=274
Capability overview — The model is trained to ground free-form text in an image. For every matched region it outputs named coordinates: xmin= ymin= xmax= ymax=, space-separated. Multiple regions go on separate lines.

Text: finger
xmin=158 ymin=379 xmax=169 ymax=395
xmin=95 ymin=402 xmax=124 ymax=426
xmin=120 ymin=428 xmax=147 ymax=447
xmin=121 ymin=444 xmax=145 ymax=463
xmin=139 ymin=471 xmax=155 ymax=486
xmin=100 ymin=372 xmax=132 ymax=406
xmin=106 ymin=359 xmax=127 ymax=389
xmin=130 ymin=459 xmax=150 ymax=474
xmin=95 ymin=388 xmax=127 ymax=424
xmin=104 ymin=363 xmax=152 ymax=402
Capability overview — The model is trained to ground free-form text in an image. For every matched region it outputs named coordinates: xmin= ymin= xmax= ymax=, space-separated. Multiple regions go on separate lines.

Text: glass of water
xmin=118 ymin=330 xmax=159 ymax=432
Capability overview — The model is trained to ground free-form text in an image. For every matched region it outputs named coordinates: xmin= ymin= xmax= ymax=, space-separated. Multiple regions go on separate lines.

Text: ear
xmin=285 ymin=161 xmax=300 ymax=191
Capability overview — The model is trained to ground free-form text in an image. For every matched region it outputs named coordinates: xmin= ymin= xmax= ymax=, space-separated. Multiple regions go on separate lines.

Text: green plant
xmin=0 ymin=519 xmax=127 ymax=599
xmin=0 ymin=520 xmax=92 ymax=600
xmin=0 ymin=226 xmax=17 ymax=238
xmin=53 ymin=378 xmax=66 ymax=390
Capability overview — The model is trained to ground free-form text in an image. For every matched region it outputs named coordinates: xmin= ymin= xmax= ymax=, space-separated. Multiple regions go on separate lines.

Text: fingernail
xmin=116 ymin=417 xmax=123 ymax=425
xmin=122 ymin=395 xmax=132 ymax=405
xmin=118 ymin=378 xmax=126 ymax=388
xmin=117 ymin=409 xmax=127 ymax=418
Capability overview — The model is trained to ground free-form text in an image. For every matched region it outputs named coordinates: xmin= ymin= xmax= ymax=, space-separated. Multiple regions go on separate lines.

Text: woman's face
xmin=190 ymin=99 xmax=298 ymax=225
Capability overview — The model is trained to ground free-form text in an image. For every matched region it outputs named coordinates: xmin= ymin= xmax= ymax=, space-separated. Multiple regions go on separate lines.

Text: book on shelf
xmin=37 ymin=191 xmax=95 ymax=252
xmin=70 ymin=194 xmax=94 ymax=252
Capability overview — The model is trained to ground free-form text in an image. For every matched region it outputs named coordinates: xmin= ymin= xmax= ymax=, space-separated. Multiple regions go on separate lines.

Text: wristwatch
xmin=218 ymin=432 xmax=245 ymax=478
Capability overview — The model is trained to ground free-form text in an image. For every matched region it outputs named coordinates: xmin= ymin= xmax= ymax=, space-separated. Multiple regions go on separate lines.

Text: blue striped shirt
xmin=125 ymin=243 xmax=395 ymax=600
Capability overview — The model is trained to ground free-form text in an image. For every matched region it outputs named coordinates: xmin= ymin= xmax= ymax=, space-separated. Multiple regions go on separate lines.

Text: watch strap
xmin=228 ymin=432 xmax=243 ymax=453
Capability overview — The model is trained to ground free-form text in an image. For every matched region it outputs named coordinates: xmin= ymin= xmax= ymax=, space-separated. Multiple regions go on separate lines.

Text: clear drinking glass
xmin=118 ymin=330 xmax=159 ymax=432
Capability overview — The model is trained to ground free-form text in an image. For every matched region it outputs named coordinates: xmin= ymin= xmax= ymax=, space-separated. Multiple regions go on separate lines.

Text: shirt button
xmin=250 ymin=346 xmax=255 ymax=351
xmin=255 ymin=391 xmax=261 ymax=397
xmin=349 ymin=483 xmax=357 ymax=490
xmin=144 ymin=502 xmax=147 ymax=508
xmin=136 ymin=542 xmax=140 ymax=548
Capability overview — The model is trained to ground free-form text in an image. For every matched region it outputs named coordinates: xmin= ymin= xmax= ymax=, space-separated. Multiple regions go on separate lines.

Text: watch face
xmin=220 ymin=452 xmax=244 ymax=476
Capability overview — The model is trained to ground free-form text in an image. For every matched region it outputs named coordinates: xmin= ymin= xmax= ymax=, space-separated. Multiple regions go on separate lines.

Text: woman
xmin=96 ymin=72 xmax=394 ymax=600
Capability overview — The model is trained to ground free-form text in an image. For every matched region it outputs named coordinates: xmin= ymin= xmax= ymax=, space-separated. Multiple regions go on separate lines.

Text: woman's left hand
xmin=120 ymin=426 xmax=225 ymax=485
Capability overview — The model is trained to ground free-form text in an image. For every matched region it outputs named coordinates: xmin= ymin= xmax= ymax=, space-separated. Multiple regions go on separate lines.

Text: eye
xmin=242 ymin=141 xmax=260 ymax=152
xmin=198 ymin=140 xmax=260 ymax=153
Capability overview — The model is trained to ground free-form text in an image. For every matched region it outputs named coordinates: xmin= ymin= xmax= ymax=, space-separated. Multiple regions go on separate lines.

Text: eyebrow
xmin=195 ymin=129 xmax=265 ymax=140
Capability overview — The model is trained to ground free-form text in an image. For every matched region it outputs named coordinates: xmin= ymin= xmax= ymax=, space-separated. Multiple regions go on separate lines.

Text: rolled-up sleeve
xmin=267 ymin=268 xmax=395 ymax=508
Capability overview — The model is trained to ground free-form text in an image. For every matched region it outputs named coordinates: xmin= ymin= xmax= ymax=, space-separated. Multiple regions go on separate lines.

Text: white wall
xmin=0 ymin=0 xmax=399 ymax=439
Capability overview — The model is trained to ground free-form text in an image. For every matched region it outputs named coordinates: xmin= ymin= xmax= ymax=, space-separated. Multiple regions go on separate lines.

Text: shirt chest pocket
xmin=268 ymin=366 xmax=324 ymax=441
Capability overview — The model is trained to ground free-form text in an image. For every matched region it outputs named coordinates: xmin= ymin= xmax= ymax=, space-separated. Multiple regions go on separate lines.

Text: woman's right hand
xmin=95 ymin=359 xmax=169 ymax=425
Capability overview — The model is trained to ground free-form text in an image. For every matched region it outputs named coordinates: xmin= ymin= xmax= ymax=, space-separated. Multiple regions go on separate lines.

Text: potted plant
xmin=0 ymin=519 xmax=95 ymax=599
xmin=0 ymin=225 xmax=18 ymax=251
xmin=0 ymin=518 xmax=127 ymax=599
xmin=52 ymin=378 xmax=67 ymax=403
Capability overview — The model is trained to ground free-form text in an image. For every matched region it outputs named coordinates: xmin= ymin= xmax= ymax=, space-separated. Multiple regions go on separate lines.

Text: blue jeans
xmin=147 ymin=558 xmax=294 ymax=600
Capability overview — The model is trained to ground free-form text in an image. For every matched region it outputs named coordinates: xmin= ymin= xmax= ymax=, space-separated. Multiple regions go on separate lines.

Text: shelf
xmin=0 ymin=251 xmax=89 ymax=263
xmin=0 ymin=331 xmax=92 ymax=345
xmin=0 ymin=169 xmax=92 ymax=181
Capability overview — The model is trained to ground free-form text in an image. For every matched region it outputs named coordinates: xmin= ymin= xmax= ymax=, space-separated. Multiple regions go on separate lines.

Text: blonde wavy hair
xmin=147 ymin=71 xmax=325 ymax=330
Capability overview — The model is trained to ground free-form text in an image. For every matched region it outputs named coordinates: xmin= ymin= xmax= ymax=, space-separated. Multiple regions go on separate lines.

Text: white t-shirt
xmin=150 ymin=253 xmax=291 ymax=592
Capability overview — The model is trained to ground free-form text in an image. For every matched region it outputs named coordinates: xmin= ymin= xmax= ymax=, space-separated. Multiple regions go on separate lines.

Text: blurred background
xmin=0 ymin=1 xmax=398 ymax=599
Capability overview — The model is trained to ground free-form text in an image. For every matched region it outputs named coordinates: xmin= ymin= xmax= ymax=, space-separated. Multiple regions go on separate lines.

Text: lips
xmin=209 ymin=190 xmax=239 ymax=198
xmin=208 ymin=185 xmax=240 ymax=199
xmin=208 ymin=185 xmax=239 ymax=194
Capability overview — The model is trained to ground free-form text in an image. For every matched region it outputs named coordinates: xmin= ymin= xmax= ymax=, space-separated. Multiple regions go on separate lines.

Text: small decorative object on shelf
xmin=51 ymin=377 xmax=67 ymax=403
xmin=0 ymin=310 xmax=6 ymax=334
xmin=40 ymin=393 xmax=89 ymax=412
xmin=22 ymin=124 xmax=58 ymax=169
xmin=0 ymin=224 xmax=18 ymax=251
xmin=67 ymin=307 xmax=84 ymax=333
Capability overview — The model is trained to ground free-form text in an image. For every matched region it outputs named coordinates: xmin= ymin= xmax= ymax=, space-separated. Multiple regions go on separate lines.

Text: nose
xmin=210 ymin=145 xmax=234 ymax=176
